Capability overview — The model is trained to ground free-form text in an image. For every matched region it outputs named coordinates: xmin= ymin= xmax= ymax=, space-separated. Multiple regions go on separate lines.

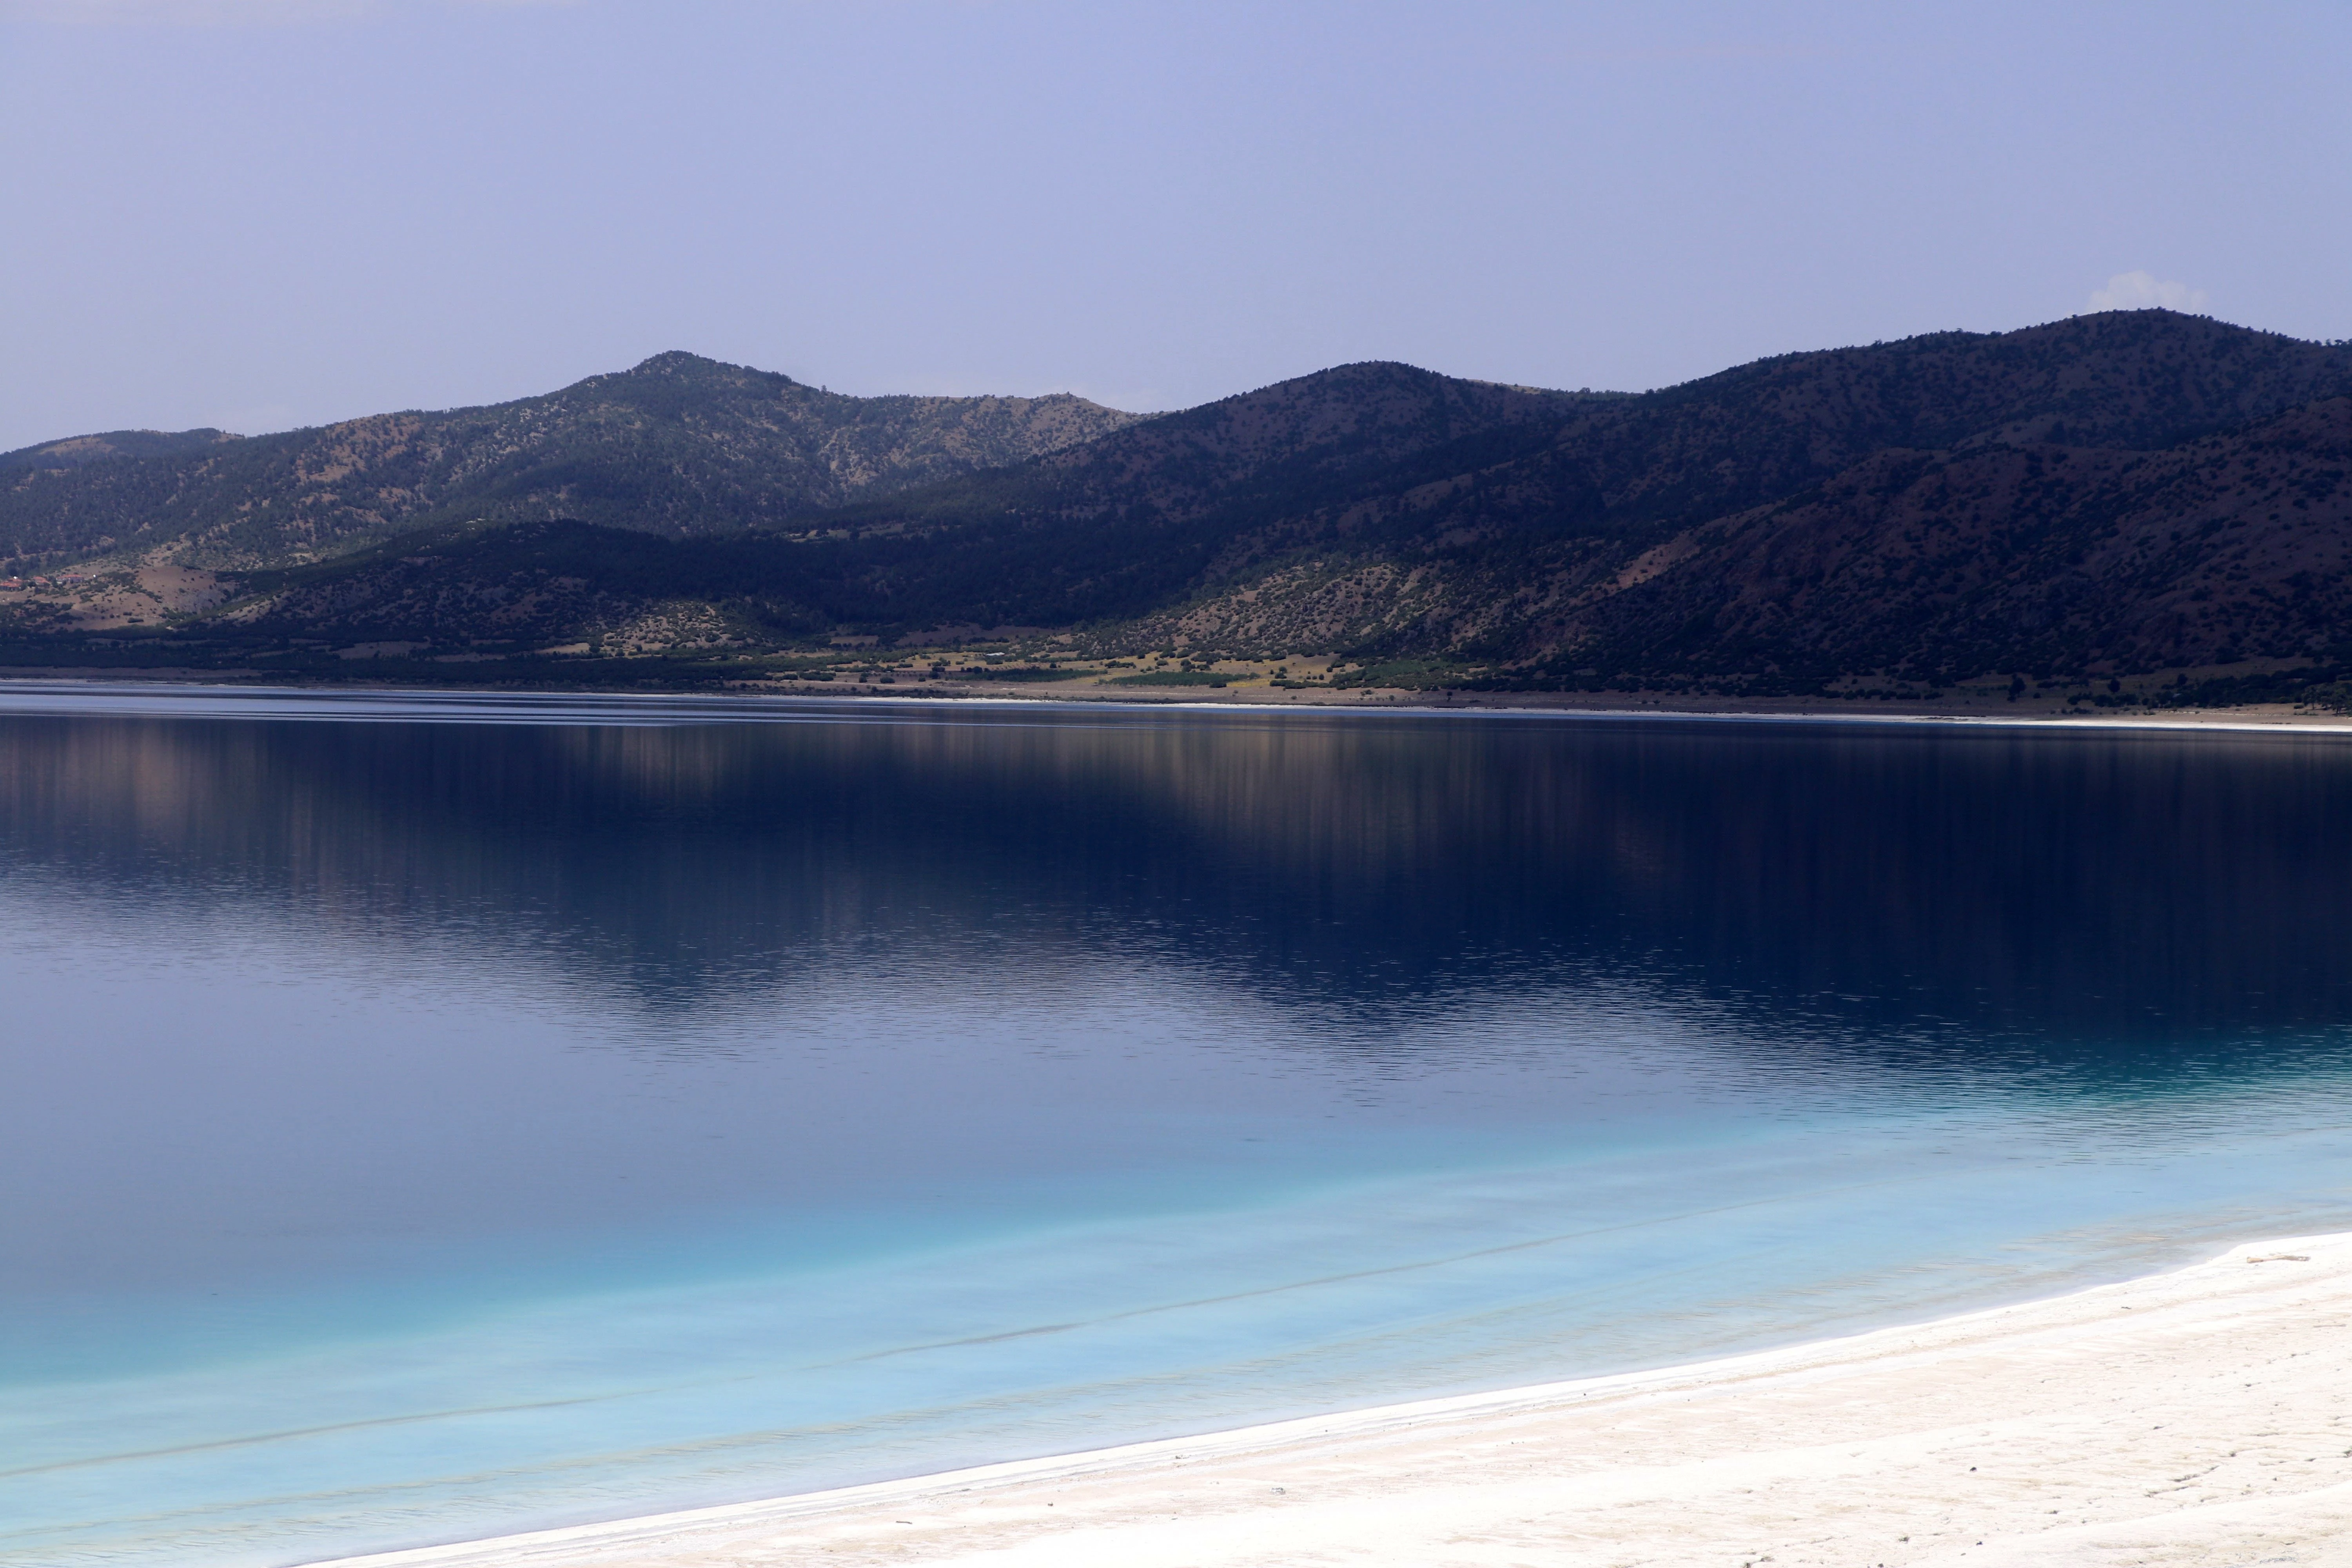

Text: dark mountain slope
xmin=202 ymin=362 xmax=1550 ymax=648
xmin=1546 ymin=395 xmax=2352 ymax=683
xmin=0 ymin=353 xmax=1142 ymax=569
xmin=216 ymin=520 xmax=796 ymax=649
xmin=847 ymin=312 xmax=2351 ymax=554
xmin=773 ymin=311 xmax=2352 ymax=645
xmin=13 ymin=312 xmax=2352 ymax=703
xmin=800 ymin=361 xmax=1588 ymax=626
xmin=1548 ymin=308 xmax=2352 ymax=526
xmin=125 ymin=364 xmax=1584 ymax=649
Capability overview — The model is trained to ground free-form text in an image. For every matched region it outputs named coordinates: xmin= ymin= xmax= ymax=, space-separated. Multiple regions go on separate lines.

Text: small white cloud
xmin=2087 ymin=270 xmax=2210 ymax=314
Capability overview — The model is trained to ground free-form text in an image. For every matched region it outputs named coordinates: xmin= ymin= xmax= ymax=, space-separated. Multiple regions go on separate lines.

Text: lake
xmin=5 ymin=686 xmax=2352 ymax=1566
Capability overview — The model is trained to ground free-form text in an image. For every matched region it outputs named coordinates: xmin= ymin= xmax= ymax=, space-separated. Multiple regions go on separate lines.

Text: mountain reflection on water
xmin=6 ymin=692 xmax=2350 ymax=1056
xmin=4 ymin=689 xmax=2352 ymax=1567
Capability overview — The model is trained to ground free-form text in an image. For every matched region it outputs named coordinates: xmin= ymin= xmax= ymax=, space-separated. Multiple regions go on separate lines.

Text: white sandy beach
xmin=311 ymin=1232 xmax=2352 ymax=1568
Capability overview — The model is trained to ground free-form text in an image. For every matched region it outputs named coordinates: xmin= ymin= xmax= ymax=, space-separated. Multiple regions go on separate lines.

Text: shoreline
xmin=4 ymin=672 xmax=2352 ymax=737
xmin=310 ymin=1231 xmax=2352 ymax=1566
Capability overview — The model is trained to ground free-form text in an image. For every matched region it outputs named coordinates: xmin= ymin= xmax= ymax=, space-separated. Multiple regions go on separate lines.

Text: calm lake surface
xmin=6 ymin=686 xmax=2352 ymax=1566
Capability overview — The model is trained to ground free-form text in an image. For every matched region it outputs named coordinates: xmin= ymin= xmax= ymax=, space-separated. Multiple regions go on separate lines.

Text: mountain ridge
xmin=0 ymin=352 xmax=1145 ymax=570
xmin=5 ymin=313 xmax=2350 ymax=706
xmin=0 ymin=427 xmax=241 ymax=471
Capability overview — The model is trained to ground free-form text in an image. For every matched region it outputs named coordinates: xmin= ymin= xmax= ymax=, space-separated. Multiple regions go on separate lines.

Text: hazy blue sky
xmin=2 ymin=1 xmax=2346 ymax=449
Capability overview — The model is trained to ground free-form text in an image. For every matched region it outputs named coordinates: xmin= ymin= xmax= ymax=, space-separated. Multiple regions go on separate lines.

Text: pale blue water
xmin=3 ymin=687 xmax=2350 ymax=1565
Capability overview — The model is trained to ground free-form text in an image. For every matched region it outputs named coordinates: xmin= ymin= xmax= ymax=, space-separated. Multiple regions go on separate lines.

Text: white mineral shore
xmin=312 ymin=1233 xmax=2352 ymax=1568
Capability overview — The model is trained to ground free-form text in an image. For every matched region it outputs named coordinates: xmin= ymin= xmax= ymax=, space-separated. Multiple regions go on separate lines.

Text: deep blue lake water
xmin=5 ymin=686 xmax=2352 ymax=1566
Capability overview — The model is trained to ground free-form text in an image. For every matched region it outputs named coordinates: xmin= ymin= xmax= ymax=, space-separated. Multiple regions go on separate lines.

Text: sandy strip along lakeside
xmin=310 ymin=1233 xmax=2352 ymax=1568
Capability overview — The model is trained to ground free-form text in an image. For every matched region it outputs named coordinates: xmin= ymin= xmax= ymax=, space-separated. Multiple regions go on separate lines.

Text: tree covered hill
xmin=709 ymin=310 xmax=2352 ymax=673
xmin=832 ymin=308 xmax=2352 ymax=580
xmin=1537 ymin=395 xmax=2352 ymax=687
xmin=9 ymin=312 xmax=2352 ymax=700
xmin=1092 ymin=313 xmax=2352 ymax=686
xmin=0 ymin=352 xmax=1145 ymax=570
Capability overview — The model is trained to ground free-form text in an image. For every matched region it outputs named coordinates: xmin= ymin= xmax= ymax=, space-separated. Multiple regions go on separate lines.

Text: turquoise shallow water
xmin=3 ymin=688 xmax=2351 ymax=1566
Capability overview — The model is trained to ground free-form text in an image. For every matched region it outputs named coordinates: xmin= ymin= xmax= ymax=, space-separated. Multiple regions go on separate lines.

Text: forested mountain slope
xmin=1540 ymin=396 xmax=2352 ymax=685
xmin=0 ymin=352 xmax=1143 ymax=569
xmin=729 ymin=310 xmax=2352 ymax=672
xmin=7 ymin=311 xmax=2351 ymax=700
